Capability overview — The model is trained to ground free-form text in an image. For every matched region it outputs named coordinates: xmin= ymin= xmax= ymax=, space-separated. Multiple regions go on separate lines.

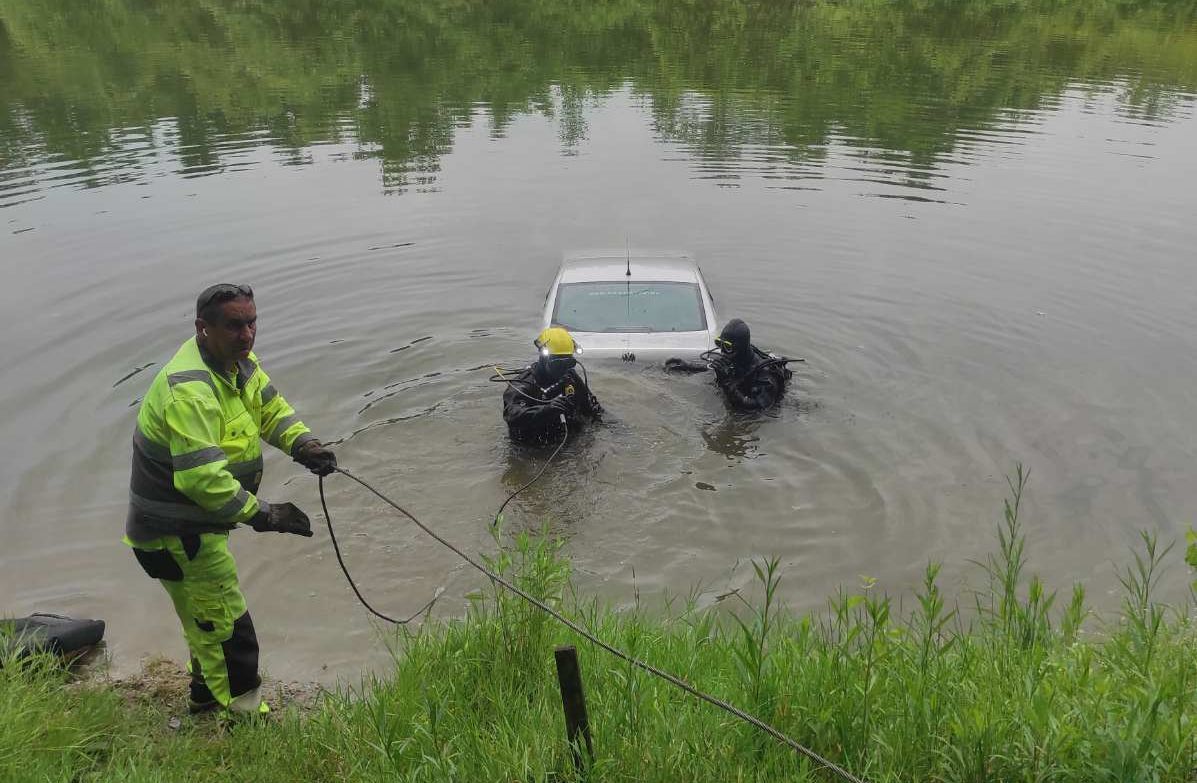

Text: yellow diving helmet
xmin=534 ymin=327 xmax=580 ymax=380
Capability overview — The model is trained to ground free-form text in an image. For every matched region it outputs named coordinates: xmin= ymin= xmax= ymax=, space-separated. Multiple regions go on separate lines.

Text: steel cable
xmin=318 ymin=465 xmax=870 ymax=783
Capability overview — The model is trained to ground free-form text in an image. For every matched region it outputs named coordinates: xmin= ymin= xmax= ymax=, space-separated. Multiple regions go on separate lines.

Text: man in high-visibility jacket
xmin=124 ymin=283 xmax=336 ymax=715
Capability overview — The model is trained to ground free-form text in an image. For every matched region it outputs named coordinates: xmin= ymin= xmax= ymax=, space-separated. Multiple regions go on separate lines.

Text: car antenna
xmin=625 ymin=237 xmax=632 ymax=326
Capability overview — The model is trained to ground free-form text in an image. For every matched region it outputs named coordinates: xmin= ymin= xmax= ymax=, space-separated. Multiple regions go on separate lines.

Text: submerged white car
xmin=541 ymin=251 xmax=719 ymax=363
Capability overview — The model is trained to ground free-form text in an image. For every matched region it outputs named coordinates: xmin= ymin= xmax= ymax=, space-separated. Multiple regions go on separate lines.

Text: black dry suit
xmin=502 ymin=364 xmax=602 ymax=446
xmin=667 ymin=318 xmax=792 ymax=411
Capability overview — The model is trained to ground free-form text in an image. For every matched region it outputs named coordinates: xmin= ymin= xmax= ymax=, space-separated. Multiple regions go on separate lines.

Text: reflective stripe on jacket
xmin=126 ymin=337 xmax=315 ymax=540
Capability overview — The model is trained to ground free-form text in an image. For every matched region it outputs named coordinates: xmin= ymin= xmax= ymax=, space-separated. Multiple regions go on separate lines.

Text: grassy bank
xmin=6 ymin=468 xmax=1197 ymax=782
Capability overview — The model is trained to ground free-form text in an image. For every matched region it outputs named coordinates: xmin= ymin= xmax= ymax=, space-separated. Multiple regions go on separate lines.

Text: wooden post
xmin=554 ymin=645 xmax=594 ymax=774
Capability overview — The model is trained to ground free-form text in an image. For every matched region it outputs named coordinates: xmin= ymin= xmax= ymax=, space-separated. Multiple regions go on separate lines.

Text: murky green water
xmin=2 ymin=0 xmax=1196 ymax=682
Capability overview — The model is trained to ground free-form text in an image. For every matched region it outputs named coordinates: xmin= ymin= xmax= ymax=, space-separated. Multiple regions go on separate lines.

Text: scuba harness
xmin=702 ymin=345 xmax=794 ymax=385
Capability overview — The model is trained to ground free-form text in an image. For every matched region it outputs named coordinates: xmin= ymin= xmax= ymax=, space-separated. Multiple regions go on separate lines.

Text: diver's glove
xmin=250 ymin=501 xmax=314 ymax=537
xmin=588 ymin=393 xmax=604 ymax=421
xmin=546 ymin=395 xmax=575 ymax=418
xmin=664 ymin=357 xmax=710 ymax=374
xmin=295 ymin=440 xmax=337 ymax=477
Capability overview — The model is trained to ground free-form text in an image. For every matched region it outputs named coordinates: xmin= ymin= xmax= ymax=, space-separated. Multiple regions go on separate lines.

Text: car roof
xmin=558 ymin=251 xmax=700 ymax=284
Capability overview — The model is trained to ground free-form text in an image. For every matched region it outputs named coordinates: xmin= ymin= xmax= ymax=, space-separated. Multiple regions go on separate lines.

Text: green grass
xmin=6 ymin=466 xmax=1197 ymax=782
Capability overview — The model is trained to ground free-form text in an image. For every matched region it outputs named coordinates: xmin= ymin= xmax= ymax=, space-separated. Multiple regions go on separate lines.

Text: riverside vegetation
xmin=6 ymin=467 xmax=1197 ymax=782
xmin=2 ymin=0 xmax=1196 ymax=196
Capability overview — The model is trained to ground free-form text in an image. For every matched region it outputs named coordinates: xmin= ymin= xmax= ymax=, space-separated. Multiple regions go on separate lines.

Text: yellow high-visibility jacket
xmin=125 ymin=337 xmax=314 ymax=541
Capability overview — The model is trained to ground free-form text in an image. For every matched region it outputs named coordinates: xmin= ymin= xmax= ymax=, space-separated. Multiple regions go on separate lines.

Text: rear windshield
xmin=552 ymin=281 xmax=707 ymax=333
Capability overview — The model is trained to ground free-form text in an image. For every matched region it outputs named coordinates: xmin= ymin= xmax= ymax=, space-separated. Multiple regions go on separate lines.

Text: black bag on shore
xmin=0 ymin=613 xmax=106 ymax=663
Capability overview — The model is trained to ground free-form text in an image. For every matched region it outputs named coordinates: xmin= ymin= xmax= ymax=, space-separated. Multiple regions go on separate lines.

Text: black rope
xmin=321 ymin=466 xmax=870 ymax=783
xmin=316 ymin=417 xmax=566 ymax=622
xmin=318 ymin=474 xmax=441 ymax=625
xmin=492 ymin=424 xmax=570 ymax=527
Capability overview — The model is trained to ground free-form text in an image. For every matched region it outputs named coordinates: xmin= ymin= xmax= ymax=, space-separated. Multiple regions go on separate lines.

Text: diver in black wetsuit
xmin=665 ymin=318 xmax=792 ymax=411
xmin=501 ymin=327 xmax=602 ymax=446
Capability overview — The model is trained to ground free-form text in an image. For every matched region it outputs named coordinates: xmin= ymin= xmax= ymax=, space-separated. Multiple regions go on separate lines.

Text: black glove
xmin=664 ymin=357 xmax=709 ymax=374
xmin=250 ymin=502 xmax=313 ymax=537
xmin=295 ymin=440 xmax=337 ymax=477
xmin=547 ymin=395 xmax=575 ymax=417
xmin=587 ymin=393 xmax=604 ymax=421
